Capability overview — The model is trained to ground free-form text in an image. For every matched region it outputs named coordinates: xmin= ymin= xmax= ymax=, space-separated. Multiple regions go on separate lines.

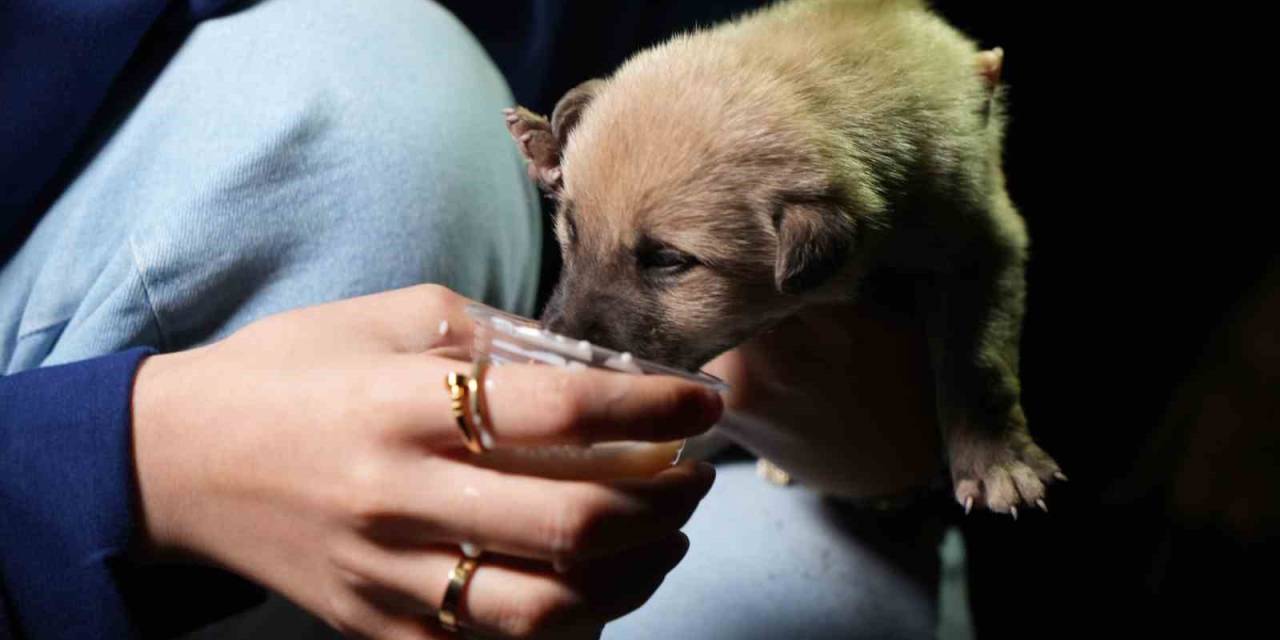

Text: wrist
xmin=129 ymin=348 xmax=206 ymax=561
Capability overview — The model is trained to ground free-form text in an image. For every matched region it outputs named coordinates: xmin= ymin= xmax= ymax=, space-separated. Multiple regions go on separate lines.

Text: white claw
xmin=1036 ymin=499 xmax=1048 ymax=512
xmin=1010 ymin=506 xmax=1018 ymax=520
xmin=520 ymin=132 xmax=533 ymax=142
xmin=1053 ymin=471 xmax=1069 ymax=482
xmin=963 ymin=496 xmax=974 ymax=515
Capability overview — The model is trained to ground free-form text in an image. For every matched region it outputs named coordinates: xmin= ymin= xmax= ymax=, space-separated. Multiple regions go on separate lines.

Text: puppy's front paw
xmin=503 ymin=106 xmax=562 ymax=188
xmin=949 ymin=425 xmax=1063 ymax=518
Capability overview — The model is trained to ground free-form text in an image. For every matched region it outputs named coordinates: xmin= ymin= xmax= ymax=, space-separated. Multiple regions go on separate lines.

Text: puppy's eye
xmin=637 ymin=247 xmax=699 ymax=275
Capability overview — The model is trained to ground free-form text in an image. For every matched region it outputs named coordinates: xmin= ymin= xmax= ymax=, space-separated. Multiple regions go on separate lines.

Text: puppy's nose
xmin=539 ymin=304 xmax=588 ymax=339
xmin=540 ymin=305 xmax=568 ymax=334
xmin=542 ymin=312 xmax=617 ymax=351
xmin=550 ymin=315 xmax=608 ymax=346
xmin=572 ymin=319 xmax=610 ymax=347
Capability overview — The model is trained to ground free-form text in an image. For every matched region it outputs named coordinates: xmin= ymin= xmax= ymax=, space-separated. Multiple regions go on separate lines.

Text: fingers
xmin=319 ymin=284 xmax=478 ymax=356
xmin=340 ymin=534 xmax=690 ymax=639
xmin=386 ymin=355 xmax=723 ymax=450
xmin=331 ymin=285 xmax=723 ymax=449
xmin=481 ymin=363 xmax=723 ymax=445
xmin=556 ymin=532 xmax=691 ymax=622
xmin=363 ymin=458 xmax=715 ymax=566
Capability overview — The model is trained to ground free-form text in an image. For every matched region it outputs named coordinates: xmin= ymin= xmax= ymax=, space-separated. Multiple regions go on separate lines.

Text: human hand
xmin=131 ymin=285 xmax=722 ymax=638
xmin=704 ymin=302 xmax=943 ymax=499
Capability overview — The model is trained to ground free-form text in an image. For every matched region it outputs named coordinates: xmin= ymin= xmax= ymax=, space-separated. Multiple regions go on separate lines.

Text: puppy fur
xmin=506 ymin=0 xmax=1062 ymax=514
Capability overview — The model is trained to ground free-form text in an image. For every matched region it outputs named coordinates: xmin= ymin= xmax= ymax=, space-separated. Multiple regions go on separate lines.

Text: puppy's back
xmin=565 ymin=0 xmax=997 ymax=218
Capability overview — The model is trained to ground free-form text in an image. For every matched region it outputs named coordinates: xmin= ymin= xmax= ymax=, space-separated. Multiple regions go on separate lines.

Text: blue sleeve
xmin=0 ymin=350 xmax=264 ymax=640
xmin=0 ymin=349 xmax=153 ymax=639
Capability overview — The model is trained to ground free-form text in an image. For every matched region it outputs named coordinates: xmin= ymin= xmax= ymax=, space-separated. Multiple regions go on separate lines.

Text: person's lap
xmin=0 ymin=0 xmax=539 ymax=372
xmin=0 ymin=0 xmax=958 ymax=637
xmin=606 ymin=458 xmax=953 ymax=640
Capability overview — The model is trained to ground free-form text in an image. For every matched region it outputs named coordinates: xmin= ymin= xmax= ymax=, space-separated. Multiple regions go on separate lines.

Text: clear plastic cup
xmin=465 ymin=303 xmax=728 ymax=480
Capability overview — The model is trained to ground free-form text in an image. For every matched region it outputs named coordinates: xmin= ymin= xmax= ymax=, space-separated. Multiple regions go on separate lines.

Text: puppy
xmin=505 ymin=0 xmax=1062 ymax=515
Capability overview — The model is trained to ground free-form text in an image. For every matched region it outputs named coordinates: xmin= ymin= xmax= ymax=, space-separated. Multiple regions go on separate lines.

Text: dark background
xmin=441 ymin=1 xmax=1276 ymax=637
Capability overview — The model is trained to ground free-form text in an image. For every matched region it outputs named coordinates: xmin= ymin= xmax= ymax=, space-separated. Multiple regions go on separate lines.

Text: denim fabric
xmin=0 ymin=0 xmax=541 ymax=372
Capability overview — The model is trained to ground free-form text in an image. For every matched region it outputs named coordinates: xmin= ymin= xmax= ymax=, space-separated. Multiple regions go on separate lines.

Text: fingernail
xmin=695 ymin=461 xmax=717 ymax=483
xmin=665 ymin=532 xmax=691 ymax=566
xmin=700 ymin=390 xmax=724 ymax=425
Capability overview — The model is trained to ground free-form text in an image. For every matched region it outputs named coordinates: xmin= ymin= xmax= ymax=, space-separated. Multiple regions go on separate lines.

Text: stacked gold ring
xmin=444 ymin=372 xmax=486 ymax=454
xmin=466 ymin=359 xmax=495 ymax=451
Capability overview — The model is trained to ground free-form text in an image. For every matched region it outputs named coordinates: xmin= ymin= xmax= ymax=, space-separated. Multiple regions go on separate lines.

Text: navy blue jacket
xmin=1 ymin=3 xmax=248 ymax=638
xmin=0 ymin=2 xmax=765 ymax=637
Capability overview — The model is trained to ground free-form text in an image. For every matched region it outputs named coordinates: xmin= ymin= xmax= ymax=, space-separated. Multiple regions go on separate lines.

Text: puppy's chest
xmin=852 ymin=222 xmax=965 ymax=318
xmin=856 ymin=266 xmax=931 ymax=320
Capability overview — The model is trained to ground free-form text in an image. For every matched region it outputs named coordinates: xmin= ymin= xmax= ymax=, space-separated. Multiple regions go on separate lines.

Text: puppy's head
xmin=514 ymin=70 xmax=881 ymax=370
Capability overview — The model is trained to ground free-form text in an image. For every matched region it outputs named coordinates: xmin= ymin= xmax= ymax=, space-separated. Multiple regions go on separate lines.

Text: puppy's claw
xmin=520 ymin=132 xmax=533 ymax=143
xmin=1053 ymin=471 xmax=1069 ymax=482
xmin=1009 ymin=506 xmax=1018 ymax=520
xmin=963 ymin=496 xmax=974 ymax=515
xmin=1036 ymin=499 xmax=1048 ymax=512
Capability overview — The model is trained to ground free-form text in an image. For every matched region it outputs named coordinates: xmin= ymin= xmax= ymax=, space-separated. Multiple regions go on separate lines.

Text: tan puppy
xmin=505 ymin=0 xmax=1062 ymax=515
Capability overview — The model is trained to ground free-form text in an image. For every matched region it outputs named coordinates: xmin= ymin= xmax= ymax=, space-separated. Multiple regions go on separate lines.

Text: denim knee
xmin=1 ymin=0 xmax=540 ymax=367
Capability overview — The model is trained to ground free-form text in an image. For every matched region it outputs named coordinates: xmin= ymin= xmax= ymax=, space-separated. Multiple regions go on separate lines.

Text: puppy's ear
xmin=504 ymin=79 xmax=604 ymax=193
xmin=976 ymin=47 xmax=1003 ymax=124
xmin=551 ymin=79 xmax=604 ymax=145
xmin=976 ymin=47 xmax=1004 ymax=93
xmin=774 ymin=200 xmax=856 ymax=294
xmin=505 ymin=106 xmax=563 ymax=191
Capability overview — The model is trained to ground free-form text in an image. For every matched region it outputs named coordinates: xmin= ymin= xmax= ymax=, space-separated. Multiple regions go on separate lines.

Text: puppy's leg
xmin=925 ymin=215 xmax=1062 ymax=516
xmin=503 ymin=106 xmax=562 ymax=189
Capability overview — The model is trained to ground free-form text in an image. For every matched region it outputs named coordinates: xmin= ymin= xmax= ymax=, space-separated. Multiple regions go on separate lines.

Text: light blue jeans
xmin=0 ymin=1 xmax=966 ymax=637
xmin=0 ymin=0 xmax=540 ymax=371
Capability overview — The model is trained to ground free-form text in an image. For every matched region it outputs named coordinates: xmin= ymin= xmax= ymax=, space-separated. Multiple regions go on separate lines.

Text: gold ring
xmin=444 ymin=372 xmax=485 ymax=454
xmin=468 ymin=359 xmax=495 ymax=451
xmin=438 ymin=554 xmax=480 ymax=633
